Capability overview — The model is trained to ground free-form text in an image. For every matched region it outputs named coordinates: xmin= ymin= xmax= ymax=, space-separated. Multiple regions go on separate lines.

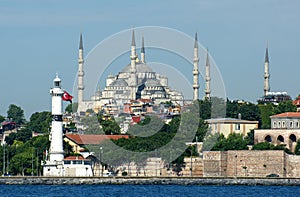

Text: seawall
xmin=0 ymin=177 xmax=300 ymax=186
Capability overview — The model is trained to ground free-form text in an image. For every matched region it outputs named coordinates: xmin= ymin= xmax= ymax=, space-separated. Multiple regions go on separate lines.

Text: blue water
xmin=0 ymin=185 xmax=299 ymax=197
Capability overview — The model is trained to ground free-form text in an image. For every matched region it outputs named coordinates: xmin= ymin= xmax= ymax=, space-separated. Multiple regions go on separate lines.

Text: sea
xmin=0 ymin=185 xmax=299 ymax=197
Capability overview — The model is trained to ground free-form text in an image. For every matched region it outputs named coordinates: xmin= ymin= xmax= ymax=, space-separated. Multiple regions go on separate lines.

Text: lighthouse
xmin=49 ymin=74 xmax=64 ymax=162
xmin=42 ymin=74 xmax=65 ymax=176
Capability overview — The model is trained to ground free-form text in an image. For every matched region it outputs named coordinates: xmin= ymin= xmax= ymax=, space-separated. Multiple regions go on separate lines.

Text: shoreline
xmin=0 ymin=177 xmax=299 ymax=186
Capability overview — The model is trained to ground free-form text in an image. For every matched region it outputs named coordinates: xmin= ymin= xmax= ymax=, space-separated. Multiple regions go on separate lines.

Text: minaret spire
xmin=264 ymin=44 xmax=270 ymax=96
xmin=205 ymin=48 xmax=211 ymax=100
xmin=129 ymin=28 xmax=137 ymax=100
xmin=77 ymin=33 xmax=85 ymax=113
xmin=193 ymin=32 xmax=199 ymax=101
xmin=141 ymin=36 xmax=145 ymax=63
xmin=79 ymin=33 xmax=83 ymax=50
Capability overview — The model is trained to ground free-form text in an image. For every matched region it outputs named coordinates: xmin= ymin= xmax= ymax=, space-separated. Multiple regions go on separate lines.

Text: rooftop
xmin=205 ymin=118 xmax=259 ymax=124
xmin=270 ymin=112 xmax=300 ymax=118
xmin=65 ymin=134 xmax=130 ymax=145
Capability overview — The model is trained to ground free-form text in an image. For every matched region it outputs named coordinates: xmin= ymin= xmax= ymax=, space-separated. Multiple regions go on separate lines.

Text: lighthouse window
xmin=55 ymin=81 xmax=60 ymax=87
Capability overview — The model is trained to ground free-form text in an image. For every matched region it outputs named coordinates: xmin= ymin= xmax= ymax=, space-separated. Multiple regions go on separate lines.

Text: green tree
xmin=199 ymin=99 xmax=211 ymax=120
xmin=252 ymin=142 xmax=292 ymax=154
xmin=258 ymin=103 xmax=276 ymax=129
xmin=65 ymin=102 xmax=78 ymax=114
xmin=27 ymin=111 xmax=51 ymax=133
xmin=81 ymin=115 xmax=103 ymax=134
xmin=98 ymin=115 xmax=120 ymax=135
xmin=226 ymin=100 xmax=261 ymax=122
xmin=7 ymin=104 xmax=26 ymax=125
xmin=0 ymin=115 xmax=5 ymax=123
xmin=210 ymin=97 xmax=226 ymax=118
xmin=210 ymin=133 xmax=249 ymax=151
xmin=275 ymin=101 xmax=297 ymax=114
xmin=295 ymin=140 xmax=300 ymax=155
xmin=5 ymin=127 xmax=32 ymax=145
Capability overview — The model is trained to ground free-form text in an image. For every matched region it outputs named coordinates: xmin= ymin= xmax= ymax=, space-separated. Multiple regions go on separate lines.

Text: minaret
xmin=205 ymin=49 xmax=211 ymax=100
xmin=130 ymin=29 xmax=137 ymax=72
xmin=129 ymin=29 xmax=138 ymax=100
xmin=78 ymin=33 xmax=85 ymax=112
xmin=264 ymin=45 xmax=270 ymax=96
xmin=193 ymin=32 xmax=199 ymax=101
xmin=141 ymin=36 xmax=145 ymax=63
xmin=49 ymin=74 xmax=64 ymax=162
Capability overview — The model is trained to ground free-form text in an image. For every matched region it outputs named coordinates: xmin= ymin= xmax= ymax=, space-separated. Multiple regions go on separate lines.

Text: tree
xmin=210 ymin=97 xmax=226 ymax=118
xmin=0 ymin=115 xmax=5 ymax=123
xmin=98 ymin=115 xmax=120 ymax=135
xmin=5 ymin=127 xmax=32 ymax=145
xmin=258 ymin=103 xmax=276 ymax=129
xmin=295 ymin=140 xmax=300 ymax=155
xmin=65 ymin=102 xmax=78 ymax=114
xmin=81 ymin=116 xmax=103 ymax=134
xmin=275 ymin=101 xmax=297 ymax=114
xmin=252 ymin=142 xmax=292 ymax=154
xmin=226 ymin=100 xmax=261 ymax=122
xmin=27 ymin=111 xmax=51 ymax=133
xmin=199 ymin=99 xmax=211 ymax=120
xmin=7 ymin=104 xmax=26 ymax=125
xmin=209 ymin=133 xmax=250 ymax=151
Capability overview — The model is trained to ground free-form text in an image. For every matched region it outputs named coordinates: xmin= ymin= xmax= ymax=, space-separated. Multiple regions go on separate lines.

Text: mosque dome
xmin=144 ymin=79 xmax=162 ymax=87
xmin=110 ymin=78 xmax=128 ymax=86
xmin=121 ymin=63 xmax=153 ymax=73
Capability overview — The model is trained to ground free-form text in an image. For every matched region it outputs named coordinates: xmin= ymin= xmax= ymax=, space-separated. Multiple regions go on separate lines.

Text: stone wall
xmin=286 ymin=154 xmax=300 ymax=177
xmin=203 ymin=151 xmax=227 ymax=177
xmin=203 ymin=150 xmax=286 ymax=178
xmin=181 ymin=157 xmax=203 ymax=177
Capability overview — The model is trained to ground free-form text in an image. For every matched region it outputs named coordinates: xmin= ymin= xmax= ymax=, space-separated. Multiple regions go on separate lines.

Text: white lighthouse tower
xmin=43 ymin=74 xmax=65 ymax=176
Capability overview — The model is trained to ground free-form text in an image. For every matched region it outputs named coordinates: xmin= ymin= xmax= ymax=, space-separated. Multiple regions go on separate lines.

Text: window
xmin=297 ymin=122 xmax=300 ymax=128
xmin=235 ymin=124 xmax=241 ymax=130
xmin=282 ymin=121 xmax=286 ymax=128
xmin=278 ymin=121 xmax=281 ymax=128
xmin=290 ymin=121 xmax=293 ymax=128
xmin=64 ymin=161 xmax=71 ymax=165
xmin=273 ymin=121 xmax=277 ymax=128
xmin=72 ymin=160 xmax=83 ymax=165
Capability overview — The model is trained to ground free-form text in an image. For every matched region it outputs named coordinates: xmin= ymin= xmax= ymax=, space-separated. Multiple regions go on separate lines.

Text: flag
xmin=63 ymin=91 xmax=73 ymax=103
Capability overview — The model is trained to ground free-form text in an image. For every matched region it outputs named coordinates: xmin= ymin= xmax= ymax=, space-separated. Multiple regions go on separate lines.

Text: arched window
xmin=277 ymin=135 xmax=284 ymax=144
xmin=289 ymin=134 xmax=297 ymax=142
xmin=265 ymin=135 xmax=272 ymax=143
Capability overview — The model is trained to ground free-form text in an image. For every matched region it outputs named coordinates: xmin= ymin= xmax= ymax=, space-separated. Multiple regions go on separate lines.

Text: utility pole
xmin=31 ymin=149 xmax=34 ymax=176
xmin=3 ymin=143 xmax=5 ymax=176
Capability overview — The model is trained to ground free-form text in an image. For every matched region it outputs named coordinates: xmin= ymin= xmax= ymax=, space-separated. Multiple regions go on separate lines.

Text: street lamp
xmin=99 ymin=147 xmax=103 ymax=176
xmin=189 ymin=149 xmax=193 ymax=177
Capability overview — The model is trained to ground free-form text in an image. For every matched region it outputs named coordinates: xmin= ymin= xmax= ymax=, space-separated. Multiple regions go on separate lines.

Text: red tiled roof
xmin=271 ymin=112 xmax=300 ymax=118
xmin=293 ymin=96 xmax=300 ymax=106
xmin=64 ymin=155 xmax=87 ymax=160
xmin=65 ymin=134 xmax=129 ymax=145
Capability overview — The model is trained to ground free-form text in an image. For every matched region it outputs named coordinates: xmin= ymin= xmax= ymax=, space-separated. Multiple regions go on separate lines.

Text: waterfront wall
xmin=203 ymin=150 xmax=300 ymax=178
xmin=1 ymin=177 xmax=300 ymax=186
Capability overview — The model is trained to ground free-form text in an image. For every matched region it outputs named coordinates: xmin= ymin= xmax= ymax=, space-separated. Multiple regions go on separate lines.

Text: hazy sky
xmin=1 ymin=0 xmax=299 ymax=119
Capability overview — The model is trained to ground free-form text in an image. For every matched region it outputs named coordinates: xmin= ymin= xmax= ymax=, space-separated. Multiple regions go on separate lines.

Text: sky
xmin=0 ymin=0 xmax=300 ymax=119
